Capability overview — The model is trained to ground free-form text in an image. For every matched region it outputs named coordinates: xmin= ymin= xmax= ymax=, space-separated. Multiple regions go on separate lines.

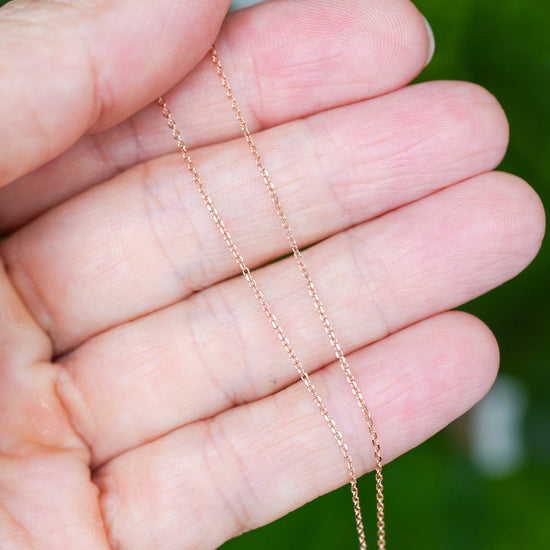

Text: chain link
xmin=157 ymin=45 xmax=386 ymax=549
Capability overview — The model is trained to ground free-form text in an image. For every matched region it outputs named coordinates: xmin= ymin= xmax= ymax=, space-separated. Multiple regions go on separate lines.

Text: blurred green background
xmin=222 ymin=0 xmax=550 ymax=549
xmin=0 ymin=0 xmax=546 ymax=548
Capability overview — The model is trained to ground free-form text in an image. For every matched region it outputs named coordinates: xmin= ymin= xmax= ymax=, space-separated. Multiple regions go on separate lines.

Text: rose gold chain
xmin=208 ymin=47 xmax=386 ymax=547
xmin=157 ymin=46 xmax=385 ymax=550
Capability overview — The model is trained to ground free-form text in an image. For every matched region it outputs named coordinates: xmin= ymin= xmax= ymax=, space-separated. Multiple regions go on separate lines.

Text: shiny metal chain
xmin=157 ymin=46 xmax=385 ymax=550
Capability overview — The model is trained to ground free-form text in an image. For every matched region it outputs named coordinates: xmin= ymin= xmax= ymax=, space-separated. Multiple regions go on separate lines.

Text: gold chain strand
xmin=157 ymin=45 xmax=386 ymax=548
xmin=156 ymin=97 xmax=367 ymax=549
xmin=208 ymin=46 xmax=386 ymax=548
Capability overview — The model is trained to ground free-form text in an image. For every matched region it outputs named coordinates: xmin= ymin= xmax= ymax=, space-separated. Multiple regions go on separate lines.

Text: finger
xmin=93 ymin=311 xmax=499 ymax=550
xmin=0 ymin=0 xmax=433 ymax=231
xmin=1 ymin=81 xmax=510 ymax=353
xmin=0 ymin=0 xmax=230 ymax=188
xmin=57 ymin=171 xmax=544 ymax=467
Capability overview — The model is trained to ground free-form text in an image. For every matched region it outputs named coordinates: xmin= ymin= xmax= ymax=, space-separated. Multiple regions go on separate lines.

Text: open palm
xmin=0 ymin=0 xmax=544 ymax=548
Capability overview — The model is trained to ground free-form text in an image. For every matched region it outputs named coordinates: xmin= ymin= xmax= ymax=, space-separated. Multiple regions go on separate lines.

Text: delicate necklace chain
xmin=208 ymin=47 xmax=386 ymax=546
xmin=157 ymin=46 xmax=385 ymax=549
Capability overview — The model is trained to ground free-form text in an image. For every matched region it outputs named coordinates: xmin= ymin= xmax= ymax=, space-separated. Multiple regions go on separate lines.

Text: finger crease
xmin=201 ymin=416 xmax=261 ymax=537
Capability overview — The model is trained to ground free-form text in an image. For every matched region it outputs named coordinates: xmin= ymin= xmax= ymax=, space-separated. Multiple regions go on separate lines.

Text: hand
xmin=0 ymin=0 xmax=544 ymax=548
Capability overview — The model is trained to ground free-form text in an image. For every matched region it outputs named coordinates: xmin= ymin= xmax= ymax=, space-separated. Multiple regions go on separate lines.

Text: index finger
xmin=0 ymin=0 xmax=434 ymax=231
xmin=0 ymin=0 xmax=231 ymax=187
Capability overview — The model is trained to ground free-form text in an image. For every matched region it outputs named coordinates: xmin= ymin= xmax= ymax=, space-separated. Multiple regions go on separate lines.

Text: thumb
xmin=0 ymin=0 xmax=231 ymax=188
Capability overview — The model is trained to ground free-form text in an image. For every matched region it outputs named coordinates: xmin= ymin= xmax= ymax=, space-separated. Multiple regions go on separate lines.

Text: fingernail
xmin=422 ymin=14 xmax=436 ymax=66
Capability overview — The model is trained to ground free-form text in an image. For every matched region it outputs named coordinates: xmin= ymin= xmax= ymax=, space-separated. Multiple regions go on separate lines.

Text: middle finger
xmin=1 ymin=80 xmax=507 ymax=353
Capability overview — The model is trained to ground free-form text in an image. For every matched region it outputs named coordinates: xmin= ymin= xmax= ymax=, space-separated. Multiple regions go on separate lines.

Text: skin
xmin=0 ymin=0 xmax=545 ymax=548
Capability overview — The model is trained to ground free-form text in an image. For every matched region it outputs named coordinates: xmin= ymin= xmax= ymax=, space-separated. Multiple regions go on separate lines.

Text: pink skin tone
xmin=0 ymin=1 xmax=544 ymax=549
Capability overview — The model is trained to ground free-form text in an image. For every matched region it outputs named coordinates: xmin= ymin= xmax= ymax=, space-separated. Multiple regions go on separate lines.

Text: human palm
xmin=0 ymin=0 xmax=544 ymax=549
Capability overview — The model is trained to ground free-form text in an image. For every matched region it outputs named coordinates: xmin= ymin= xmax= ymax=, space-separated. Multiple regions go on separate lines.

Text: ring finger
xmin=58 ymin=170 xmax=544 ymax=467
